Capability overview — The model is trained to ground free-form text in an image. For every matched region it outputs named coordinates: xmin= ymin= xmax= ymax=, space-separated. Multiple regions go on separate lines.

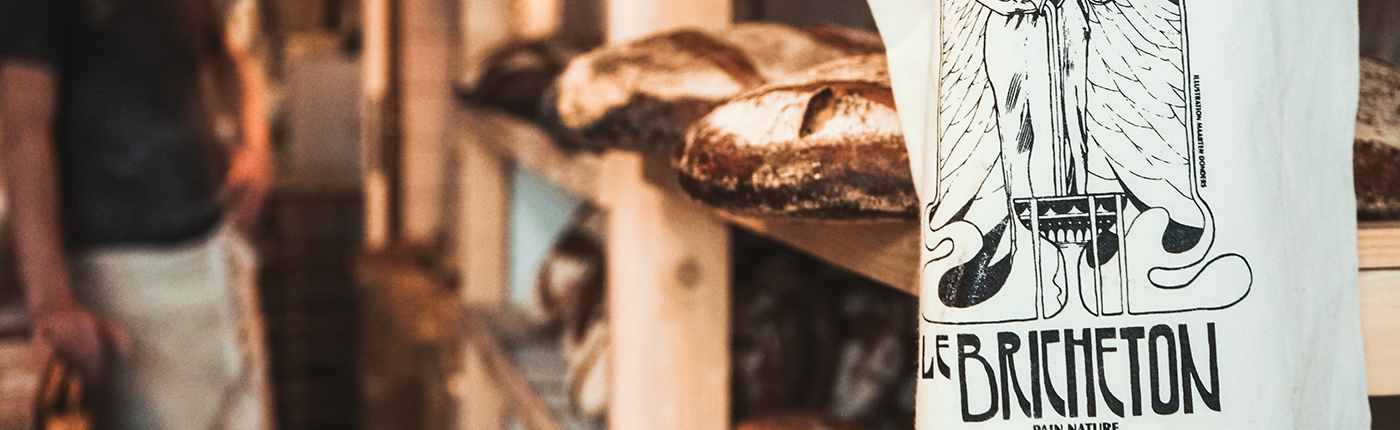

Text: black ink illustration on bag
xmin=921 ymin=0 xmax=1253 ymax=325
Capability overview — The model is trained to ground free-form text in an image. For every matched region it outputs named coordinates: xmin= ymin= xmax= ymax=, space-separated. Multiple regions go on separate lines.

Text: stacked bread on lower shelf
xmin=730 ymin=231 xmax=915 ymax=430
xmin=734 ymin=412 xmax=869 ymax=430
xmin=532 ymin=208 xmax=610 ymax=422
xmin=525 ymin=212 xmax=917 ymax=430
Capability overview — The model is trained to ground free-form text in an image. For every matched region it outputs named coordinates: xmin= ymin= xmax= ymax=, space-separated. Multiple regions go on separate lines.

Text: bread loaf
xmin=1356 ymin=57 xmax=1400 ymax=220
xmin=826 ymin=282 xmax=915 ymax=425
xmin=533 ymin=208 xmax=610 ymax=419
xmin=466 ymin=39 xmax=583 ymax=120
xmin=731 ymin=236 xmax=839 ymax=420
xmin=729 ymin=232 xmax=915 ymax=429
xmin=546 ymin=23 xmax=883 ymax=153
xmin=0 ymin=341 xmax=90 ymax=430
xmin=678 ymin=54 xmax=915 ymax=219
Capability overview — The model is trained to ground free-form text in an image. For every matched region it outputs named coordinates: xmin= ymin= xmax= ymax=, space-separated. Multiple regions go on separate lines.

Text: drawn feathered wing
xmin=933 ymin=0 xmax=1004 ymax=232
xmin=1085 ymin=0 xmax=1253 ymax=311
xmin=1084 ymin=0 xmax=1203 ymax=229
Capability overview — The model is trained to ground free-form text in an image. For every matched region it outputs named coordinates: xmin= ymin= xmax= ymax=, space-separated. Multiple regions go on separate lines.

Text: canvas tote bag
xmin=867 ymin=0 xmax=1372 ymax=428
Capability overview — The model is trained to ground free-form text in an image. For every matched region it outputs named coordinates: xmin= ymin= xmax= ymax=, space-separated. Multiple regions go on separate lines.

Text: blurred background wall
xmin=1361 ymin=0 xmax=1400 ymax=64
xmin=253 ymin=1 xmax=366 ymax=430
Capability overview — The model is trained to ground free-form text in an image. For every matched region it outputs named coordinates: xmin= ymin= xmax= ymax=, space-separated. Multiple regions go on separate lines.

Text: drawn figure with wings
xmin=921 ymin=0 xmax=1253 ymax=325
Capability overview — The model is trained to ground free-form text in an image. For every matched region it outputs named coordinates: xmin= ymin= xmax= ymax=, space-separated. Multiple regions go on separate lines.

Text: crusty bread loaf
xmin=826 ymin=282 xmax=915 ymax=424
xmin=533 ymin=208 xmax=610 ymax=419
xmin=546 ymin=23 xmax=884 ymax=153
xmin=467 ymin=39 xmax=584 ymax=120
xmin=1357 ymin=57 xmax=1400 ymax=220
xmin=678 ymin=54 xmax=915 ymax=219
xmin=729 ymin=232 xmax=915 ymax=429
xmin=731 ymin=239 xmax=840 ymax=420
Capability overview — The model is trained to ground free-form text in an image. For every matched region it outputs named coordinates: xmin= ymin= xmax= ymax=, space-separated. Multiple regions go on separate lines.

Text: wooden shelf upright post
xmin=399 ymin=0 xmax=457 ymax=245
xmin=456 ymin=121 xmax=510 ymax=430
xmin=595 ymin=3 xmax=733 ymax=429
xmin=361 ymin=0 xmax=392 ymax=250
xmin=454 ymin=0 xmax=516 ymax=428
xmin=600 ymin=153 xmax=731 ymax=430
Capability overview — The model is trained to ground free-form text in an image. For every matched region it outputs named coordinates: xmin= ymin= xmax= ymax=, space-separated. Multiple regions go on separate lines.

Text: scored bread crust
xmin=547 ymin=23 xmax=884 ymax=152
xmin=1357 ymin=57 xmax=1400 ymax=220
xmin=678 ymin=55 xmax=916 ymax=219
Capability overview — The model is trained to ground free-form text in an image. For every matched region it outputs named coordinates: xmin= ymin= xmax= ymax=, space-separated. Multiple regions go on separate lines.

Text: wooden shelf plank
xmin=446 ymin=106 xmax=1400 ymax=397
xmin=454 ymin=106 xmax=605 ymax=202
xmin=1360 ymin=221 xmax=1400 ymax=269
xmin=1361 ymin=270 xmax=1400 ymax=396
xmin=457 ymin=108 xmax=512 ymax=430
xmin=728 ymin=219 xmax=1400 ymax=297
xmin=599 ymin=152 xmax=731 ymax=430
xmin=719 ymin=214 xmax=921 ymax=295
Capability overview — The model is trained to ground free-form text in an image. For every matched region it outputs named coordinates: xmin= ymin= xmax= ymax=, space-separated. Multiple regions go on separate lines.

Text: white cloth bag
xmin=867 ymin=0 xmax=1371 ymax=428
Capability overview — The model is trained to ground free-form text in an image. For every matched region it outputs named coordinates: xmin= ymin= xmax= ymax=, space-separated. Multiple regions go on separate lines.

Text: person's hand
xmin=221 ymin=143 xmax=271 ymax=234
xmin=32 ymin=299 xmax=131 ymax=383
xmin=221 ymin=36 xmax=272 ymax=236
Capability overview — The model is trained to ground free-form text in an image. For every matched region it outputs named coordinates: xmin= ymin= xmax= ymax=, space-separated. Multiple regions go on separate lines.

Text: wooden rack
xmin=445 ymin=105 xmax=1400 ymax=430
xmin=359 ymin=1 xmax=1400 ymax=429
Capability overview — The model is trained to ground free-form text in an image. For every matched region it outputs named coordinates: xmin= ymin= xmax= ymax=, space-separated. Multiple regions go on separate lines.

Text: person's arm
xmin=1 ymin=61 xmax=128 ymax=382
xmin=212 ymin=23 xmax=271 ymax=233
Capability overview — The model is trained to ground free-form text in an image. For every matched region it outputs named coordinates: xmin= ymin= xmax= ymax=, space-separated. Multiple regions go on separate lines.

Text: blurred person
xmin=0 ymin=0 xmax=273 ymax=429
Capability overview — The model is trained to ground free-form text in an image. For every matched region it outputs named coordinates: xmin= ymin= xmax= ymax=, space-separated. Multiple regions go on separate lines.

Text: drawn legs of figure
xmin=921 ymin=0 xmax=1045 ymax=324
xmin=980 ymin=3 xmax=1077 ymax=319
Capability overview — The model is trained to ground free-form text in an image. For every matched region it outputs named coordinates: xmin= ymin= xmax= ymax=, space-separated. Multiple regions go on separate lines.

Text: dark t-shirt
xmin=0 ymin=0 xmax=228 ymax=247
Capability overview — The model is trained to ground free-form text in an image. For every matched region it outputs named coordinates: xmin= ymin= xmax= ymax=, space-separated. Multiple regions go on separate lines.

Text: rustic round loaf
xmin=546 ymin=23 xmax=884 ymax=153
xmin=1356 ymin=140 xmax=1400 ymax=220
xmin=1356 ymin=57 xmax=1400 ymax=220
xmin=468 ymin=39 xmax=583 ymax=120
xmin=531 ymin=208 xmax=610 ymax=419
xmin=678 ymin=54 xmax=915 ymax=219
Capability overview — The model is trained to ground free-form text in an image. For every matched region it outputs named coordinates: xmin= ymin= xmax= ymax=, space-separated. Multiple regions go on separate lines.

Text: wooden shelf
xmin=1360 ymin=221 xmax=1400 ymax=270
xmin=717 ymin=214 xmax=921 ymax=295
xmin=454 ymin=105 xmax=1400 ymax=280
xmin=366 ymin=2 xmax=1400 ymax=429
xmin=451 ymin=103 xmax=1400 ymax=397
xmin=452 ymin=105 xmax=924 ymax=295
xmin=453 ymin=104 xmax=732 ymax=430
xmin=460 ymin=308 xmax=568 ymax=430
xmin=455 ymin=107 xmax=605 ymax=202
